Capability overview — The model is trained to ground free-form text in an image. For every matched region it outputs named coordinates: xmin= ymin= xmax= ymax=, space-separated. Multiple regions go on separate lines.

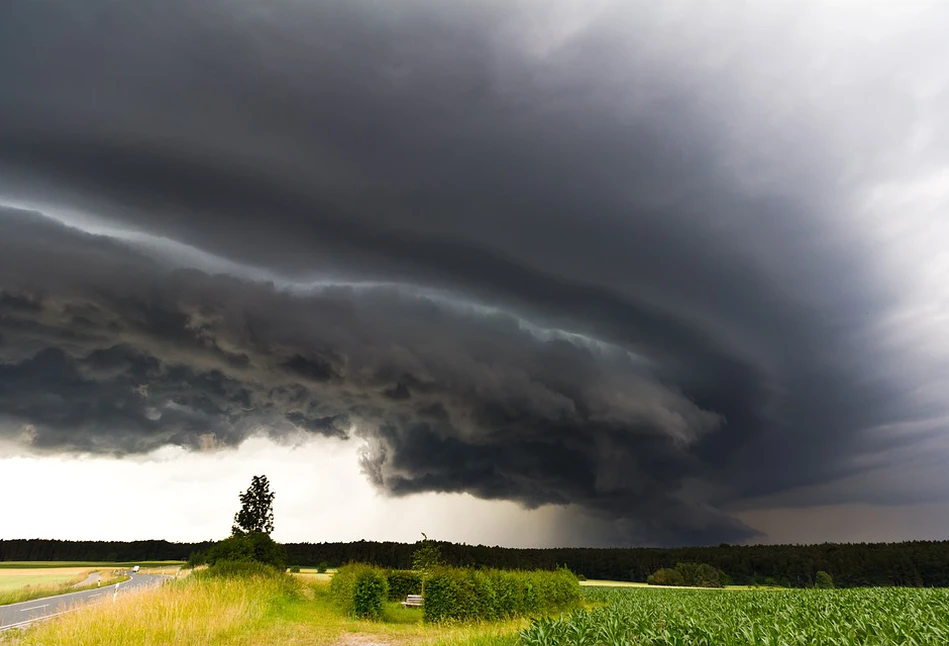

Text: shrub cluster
xmin=192 ymin=559 xmax=301 ymax=601
xmin=646 ymin=562 xmax=727 ymax=588
xmin=200 ymin=560 xmax=285 ymax=579
xmin=385 ymin=569 xmax=422 ymax=601
xmin=331 ymin=563 xmax=389 ymax=619
xmin=423 ymin=566 xmax=580 ymax=622
xmin=190 ymin=532 xmax=287 ymax=571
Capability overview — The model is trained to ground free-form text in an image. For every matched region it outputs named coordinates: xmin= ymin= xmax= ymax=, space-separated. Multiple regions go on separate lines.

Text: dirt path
xmin=333 ymin=634 xmax=396 ymax=646
xmin=75 ymin=571 xmax=101 ymax=587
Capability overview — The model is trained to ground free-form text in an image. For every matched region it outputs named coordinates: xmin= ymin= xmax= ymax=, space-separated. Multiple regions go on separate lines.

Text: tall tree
xmin=232 ymin=475 xmax=275 ymax=535
xmin=412 ymin=532 xmax=442 ymax=596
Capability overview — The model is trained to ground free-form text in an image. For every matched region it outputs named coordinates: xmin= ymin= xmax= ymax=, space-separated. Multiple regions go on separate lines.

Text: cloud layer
xmin=2 ymin=0 xmax=949 ymax=544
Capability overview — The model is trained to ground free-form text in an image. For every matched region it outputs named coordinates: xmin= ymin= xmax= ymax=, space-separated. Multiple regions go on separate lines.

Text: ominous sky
xmin=2 ymin=0 xmax=949 ymax=547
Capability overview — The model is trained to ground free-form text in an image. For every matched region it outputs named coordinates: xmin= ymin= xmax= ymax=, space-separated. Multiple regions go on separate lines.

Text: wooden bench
xmin=401 ymin=594 xmax=424 ymax=608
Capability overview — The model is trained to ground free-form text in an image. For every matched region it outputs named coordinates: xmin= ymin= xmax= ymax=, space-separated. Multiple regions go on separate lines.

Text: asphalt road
xmin=0 ymin=573 xmax=168 ymax=631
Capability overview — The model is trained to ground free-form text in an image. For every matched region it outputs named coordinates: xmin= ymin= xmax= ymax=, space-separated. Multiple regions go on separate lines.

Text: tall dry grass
xmin=2 ymin=570 xmax=523 ymax=646
xmin=6 ymin=574 xmax=287 ymax=646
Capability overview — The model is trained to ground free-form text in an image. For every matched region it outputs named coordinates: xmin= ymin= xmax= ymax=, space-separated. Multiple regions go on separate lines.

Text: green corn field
xmin=518 ymin=586 xmax=949 ymax=645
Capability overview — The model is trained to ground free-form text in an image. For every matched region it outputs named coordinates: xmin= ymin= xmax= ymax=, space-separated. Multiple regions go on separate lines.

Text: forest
xmin=2 ymin=538 xmax=946 ymax=587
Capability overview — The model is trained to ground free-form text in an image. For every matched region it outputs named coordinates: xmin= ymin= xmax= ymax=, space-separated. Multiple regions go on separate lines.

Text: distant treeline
xmin=4 ymin=538 xmax=949 ymax=587
xmin=281 ymin=540 xmax=946 ymax=588
xmin=0 ymin=539 xmax=211 ymax=563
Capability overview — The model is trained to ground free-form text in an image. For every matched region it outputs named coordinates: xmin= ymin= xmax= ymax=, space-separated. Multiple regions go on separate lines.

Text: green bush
xmin=331 ymin=563 xmax=389 ymax=620
xmin=816 ymin=570 xmax=835 ymax=589
xmin=423 ymin=566 xmax=580 ymax=622
xmin=353 ymin=570 xmax=388 ymax=619
xmin=200 ymin=560 xmax=285 ymax=579
xmin=424 ymin=570 xmax=461 ymax=622
xmin=186 ymin=550 xmax=204 ymax=569
xmin=198 ymin=532 xmax=286 ymax=570
xmin=647 ymin=562 xmax=726 ymax=588
xmin=386 ymin=569 xmax=422 ymax=601
xmin=678 ymin=562 xmax=727 ymax=588
xmin=648 ymin=567 xmax=685 ymax=586
xmin=289 ymin=566 xmax=301 ymax=573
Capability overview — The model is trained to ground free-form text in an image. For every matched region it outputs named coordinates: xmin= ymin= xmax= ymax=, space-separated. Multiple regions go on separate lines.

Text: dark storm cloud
xmin=0 ymin=0 xmax=945 ymax=544
xmin=0 ymin=210 xmax=748 ymax=541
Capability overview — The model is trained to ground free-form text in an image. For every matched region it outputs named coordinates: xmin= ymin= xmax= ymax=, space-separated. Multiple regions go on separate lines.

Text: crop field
xmin=519 ymin=586 xmax=949 ymax=645
xmin=0 ymin=561 xmax=184 ymax=569
xmin=0 ymin=567 xmax=94 ymax=593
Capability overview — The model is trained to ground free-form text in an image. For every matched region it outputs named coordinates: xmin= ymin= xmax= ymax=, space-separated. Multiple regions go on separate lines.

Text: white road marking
xmin=19 ymin=604 xmax=49 ymax=612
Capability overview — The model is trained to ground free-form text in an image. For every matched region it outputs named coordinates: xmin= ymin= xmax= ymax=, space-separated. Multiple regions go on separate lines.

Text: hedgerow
xmin=330 ymin=563 xmax=389 ymax=619
xmin=385 ymin=569 xmax=422 ymax=600
xmin=423 ymin=566 xmax=579 ymax=622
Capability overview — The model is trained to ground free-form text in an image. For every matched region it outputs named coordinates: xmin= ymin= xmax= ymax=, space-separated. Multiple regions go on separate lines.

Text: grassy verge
xmin=1 ymin=571 xmax=524 ymax=646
